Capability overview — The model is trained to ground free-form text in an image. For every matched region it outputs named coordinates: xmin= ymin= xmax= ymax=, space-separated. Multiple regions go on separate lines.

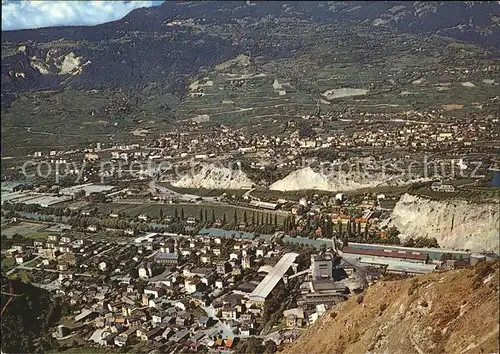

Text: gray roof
xmin=192 ymin=331 xmax=206 ymax=342
xmin=155 ymin=252 xmax=179 ymax=260
xmin=170 ymin=329 xmax=191 ymax=342
xmin=249 ymin=253 xmax=299 ymax=302
xmin=74 ymin=308 xmax=96 ymax=322
xmin=198 ymin=316 xmax=210 ymax=324
xmin=311 ymin=279 xmax=346 ymax=292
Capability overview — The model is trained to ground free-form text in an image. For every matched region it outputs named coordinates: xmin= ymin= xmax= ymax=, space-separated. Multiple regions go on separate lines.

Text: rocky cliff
xmin=283 ymin=261 xmax=500 ymax=354
xmin=382 ymin=193 xmax=499 ymax=252
xmin=269 ymin=167 xmax=428 ymax=192
xmin=173 ymin=164 xmax=254 ymax=190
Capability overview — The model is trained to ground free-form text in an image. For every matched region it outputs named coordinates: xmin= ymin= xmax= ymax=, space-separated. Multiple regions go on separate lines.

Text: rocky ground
xmin=269 ymin=167 xmax=428 ymax=192
xmin=382 ymin=193 xmax=500 ymax=253
xmin=172 ymin=164 xmax=254 ymax=190
xmin=283 ymin=261 xmax=500 ymax=354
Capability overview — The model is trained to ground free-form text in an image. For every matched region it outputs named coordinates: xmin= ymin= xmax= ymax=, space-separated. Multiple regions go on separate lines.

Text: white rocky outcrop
xmin=215 ymin=54 xmax=252 ymax=71
xmin=270 ymin=167 xmax=330 ymax=191
xmin=29 ymin=51 xmax=87 ymax=76
xmin=269 ymin=167 xmax=427 ymax=192
xmin=57 ymin=52 xmax=84 ymax=75
xmin=173 ymin=164 xmax=254 ymax=189
xmin=322 ymin=88 xmax=369 ymax=99
xmin=381 ymin=193 xmax=499 ymax=252
xmin=29 ymin=57 xmax=51 ymax=75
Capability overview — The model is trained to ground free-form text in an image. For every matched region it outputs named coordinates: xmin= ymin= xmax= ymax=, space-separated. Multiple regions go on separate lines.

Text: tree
xmin=233 ymin=210 xmax=238 ymax=225
xmin=264 ymin=340 xmax=278 ymax=354
xmin=174 ymin=208 xmax=178 ymax=220
xmin=87 ymin=192 xmax=107 ymax=204
xmin=274 ymin=214 xmax=278 ymax=227
xmin=252 ymin=212 xmax=256 ymax=225
xmin=74 ymin=190 xmax=86 ymax=200
xmin=159 ymin=207 xmax=163 ymax=220
xmin=440 ymin=253 xmax=454 ymax=262
xmin=204 ymin=209 xmax=208 ymax=223
xmin=414 ymin=237 xmax=439 ymax=248
xmin=326 ymin=218 xmax=333 ymax=237
xmin=342 ymin=237 xmax=349 ymax=248
xmin=12 ymin=233 xmax=24 ymax=244
xmin=181 ymin=208 xmax=185 ymax=220
xmin=387 ymin=226 xmax=400 ymax=238
xmin=223 ymin=213 xmax=226 ymax=225
xmin=404 ymin=237 xmax=415 ymax=247
xmin=261 ymin=214 xmax=264 ymax=225
xmin=243 ymin=211 xmax=247 ymax=224
xmin=20 ymin=271 xmax=30 ymax=283
xmin=211 ymin=210 xmax=215 ymax=223
xmin=40 ymin=335 xmax=59 ymax=352
xmin=243 ymin=337 xmax=263 ymax=354
xmin=199 ymin=209 xmax=204 ymax=222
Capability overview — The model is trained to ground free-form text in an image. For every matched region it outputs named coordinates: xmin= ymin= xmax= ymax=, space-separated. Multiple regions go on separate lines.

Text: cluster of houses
xmin=23 ymin=104 xmax=497 ymax=187
xmin=5 ymin=230 xmax=347 ymax=351
xmin=4 ymin=214 xmax=494 ymax=353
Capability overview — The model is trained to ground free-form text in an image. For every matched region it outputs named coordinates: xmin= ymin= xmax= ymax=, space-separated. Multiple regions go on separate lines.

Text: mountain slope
xmin=1 ymin=1 xmax=499 ymax=156
xmin=2 ymin=1 xmax=498 ymax=100
xmin=1 ymin=277 xmax=56 ymax=353
xmin=283 ymin=261 xmax=500 ymax=354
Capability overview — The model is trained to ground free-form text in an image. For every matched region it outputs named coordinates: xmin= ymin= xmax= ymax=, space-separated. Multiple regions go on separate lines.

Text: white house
xmin=229 ymin=253 xmax=239 ymax=261
xmin=185 ymin=278 xmax=202 ymax=294
xmin=98 ymin=262 xmax=107 ymax=271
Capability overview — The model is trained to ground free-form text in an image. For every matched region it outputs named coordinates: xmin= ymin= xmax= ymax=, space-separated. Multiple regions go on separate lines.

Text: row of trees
xmin=403 ymin=236 xmax=440 ymax=248
xmin=190 ymin=207 xmax=280 ymax=227
xmin=3 ymin=200 xmax=439 ymax=249
xmin=2 ymin=201 xmax=84 ymax=217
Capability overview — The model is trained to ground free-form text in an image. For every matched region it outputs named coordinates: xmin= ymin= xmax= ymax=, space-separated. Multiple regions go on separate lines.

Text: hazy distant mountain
xmin=1 ymin=1 xmax=498 ymax=104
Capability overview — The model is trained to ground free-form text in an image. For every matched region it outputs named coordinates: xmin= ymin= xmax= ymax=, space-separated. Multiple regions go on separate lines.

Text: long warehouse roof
xmin=249 ymin=252 xmax=299 ymax=301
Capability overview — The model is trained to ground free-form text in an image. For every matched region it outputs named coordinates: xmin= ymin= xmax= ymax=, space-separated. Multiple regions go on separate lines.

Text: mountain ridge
xmin=2 ymin=1 xmax=499 ymax=102
xmin=2 ymin=1 xmax=499 ymax=155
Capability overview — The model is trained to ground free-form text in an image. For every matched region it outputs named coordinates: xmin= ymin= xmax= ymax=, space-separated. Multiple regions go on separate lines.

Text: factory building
xmin=311 ymin=253 xmax=333 ymax=280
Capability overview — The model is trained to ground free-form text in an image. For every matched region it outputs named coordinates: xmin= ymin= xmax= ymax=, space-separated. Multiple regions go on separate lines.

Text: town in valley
xmin=1 ymin=2 xmax=499 ymax=354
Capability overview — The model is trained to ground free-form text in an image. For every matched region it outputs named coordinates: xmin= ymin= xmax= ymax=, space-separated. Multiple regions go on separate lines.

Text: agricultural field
xmin=412 ymin=184 xmax=500 ymax=202
xmin=0 ymin=88 xmax=174 ymax=157
xmin=177 ymin=68 xmax=317 ymax=126
xmin=157 ymin=182 xmax=248 ymax=198
xmin=1 ymin=221 xmax=52 ymax=239
xmin=1 ymin=257 xmax=15 ymax=269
